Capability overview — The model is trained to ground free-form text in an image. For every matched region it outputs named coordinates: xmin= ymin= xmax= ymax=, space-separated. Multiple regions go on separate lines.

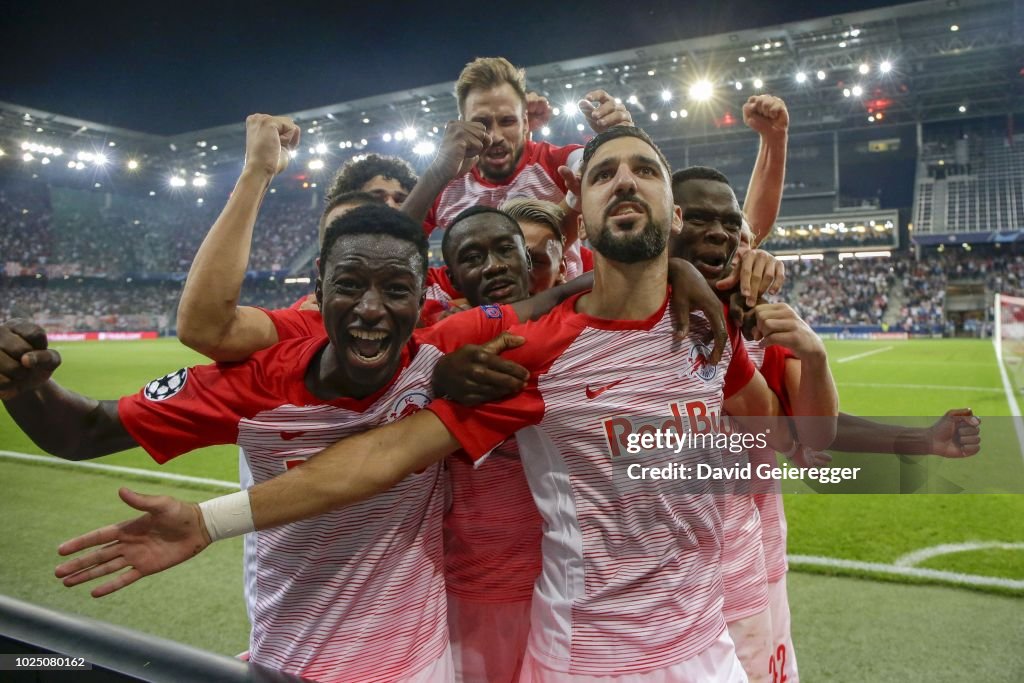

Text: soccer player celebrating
xmin=55 ymin=126 xmax=826 ymax=681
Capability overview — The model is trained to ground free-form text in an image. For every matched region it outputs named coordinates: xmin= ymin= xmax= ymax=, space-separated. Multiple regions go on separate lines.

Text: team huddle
xmin=0 ymin=57 xmax=982 ymax=683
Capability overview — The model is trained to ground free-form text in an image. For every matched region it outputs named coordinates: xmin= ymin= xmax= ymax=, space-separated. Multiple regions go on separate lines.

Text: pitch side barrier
xmin=812 ymin=325 xmax=916 ymax=340
xmin=0 ymin=594 xmax=308 ymax=682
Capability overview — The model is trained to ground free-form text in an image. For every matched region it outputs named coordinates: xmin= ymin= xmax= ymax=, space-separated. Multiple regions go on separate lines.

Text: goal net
xmin=995 ymin=293 xmax=1024 ymax=394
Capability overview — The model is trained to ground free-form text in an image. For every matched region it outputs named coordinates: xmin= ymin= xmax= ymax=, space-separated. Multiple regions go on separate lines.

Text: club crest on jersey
xmin=688 ymin=343 xmax=718 ymax=382
xmin=480 ymin=304 xmax=503 ymax=319
xmin=144 ymin=368 xmax=188 ymax=401
xmin=387 ymin=391 xmax=430 ymax=422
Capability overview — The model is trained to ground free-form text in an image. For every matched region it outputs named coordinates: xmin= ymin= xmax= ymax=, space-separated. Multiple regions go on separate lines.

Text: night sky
xmin=2 ymin=0 xmax=900 ymax=135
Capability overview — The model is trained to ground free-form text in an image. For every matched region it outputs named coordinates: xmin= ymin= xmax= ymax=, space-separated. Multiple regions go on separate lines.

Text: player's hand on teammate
xmin=55 ymin=488 xmax=211 ymax=598
xmin=742 ymin=95 xmax=789 ymax=138
xmin=667 ymin=259 xmax=728 ymax=365
xmin=243 ymin=114 xmax=300 ymax=177
xmin=526 ymin=91 xmax=553 ymax=132
xmin=925 ymin=408 xmax=982 ymax=458
xmin=0 ymin=319 xmax=61 ymax=400
xmin=751 ymin=303 xmax=827 ymax=358
xmin=432 ymin=121 xmax=492 ymax=181
xmin=297 ymin=293 xmax=319 ymax=312
xmin=789 ymin=443 xmax=834 ymax=468
xmin=580 ymin=90 xmax=633 ymax=134
xmin=716 ymin=248 xmax=785 ymax=307
xmin=432 ymin=332 xmax=529 ymax=406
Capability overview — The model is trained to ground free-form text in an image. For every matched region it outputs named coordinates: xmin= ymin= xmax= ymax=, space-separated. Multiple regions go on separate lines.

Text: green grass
xmin=1 ymin=336 xmax=1022 ymax=677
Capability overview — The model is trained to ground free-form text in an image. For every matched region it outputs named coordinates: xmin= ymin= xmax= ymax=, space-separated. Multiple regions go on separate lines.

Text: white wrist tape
xmin=199 ymin=490 xmax=255 ymax=541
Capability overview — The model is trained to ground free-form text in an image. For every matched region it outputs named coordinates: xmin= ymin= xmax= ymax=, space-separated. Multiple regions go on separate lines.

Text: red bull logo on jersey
xmin=387 ymin=391 xmax=431 ymax=422
xmin=603 ymin=400 xmax=723 ymax=458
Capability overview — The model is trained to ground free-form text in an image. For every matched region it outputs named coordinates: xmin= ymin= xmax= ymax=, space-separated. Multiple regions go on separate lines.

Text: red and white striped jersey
xmin=444 ymin=437 xmax=543 ymax=602
xmin=747 ymin=342 xmax=796 ymax=583
xmin=426 ymin=292 xmax=756 ymax=676
xmin=119 ymin=305 xmax=516 ymax=683
xmin=423 ymin=140 xmax=581 ymax=235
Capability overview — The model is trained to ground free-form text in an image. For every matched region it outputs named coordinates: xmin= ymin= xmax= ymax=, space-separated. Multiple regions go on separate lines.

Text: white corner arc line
xmin=0 ymin=451 xmax=239 ymax=490
xmin=835 ymin=346 xmax=893 ymax=364
xmin=894 ymin=542 xmax=1024 ymax=568
xmin=788 ymin=554 xmax=1024 ymax=591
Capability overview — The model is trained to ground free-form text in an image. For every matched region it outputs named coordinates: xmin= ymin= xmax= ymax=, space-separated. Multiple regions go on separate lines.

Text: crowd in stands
xmin=4 ymin=173 xmax=1024 ymax=336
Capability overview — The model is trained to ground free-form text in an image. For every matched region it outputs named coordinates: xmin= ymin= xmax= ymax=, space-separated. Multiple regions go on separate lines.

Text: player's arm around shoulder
xmin=0 ymin=319 xmax=135 ymax=460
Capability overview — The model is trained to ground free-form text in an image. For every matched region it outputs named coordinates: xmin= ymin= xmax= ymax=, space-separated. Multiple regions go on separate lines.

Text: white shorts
xmin=517 ymin=627 xmax=748 ymax=682
xmin=767 ymin=576 xmax=799 ymax=683
xmin=727 ymin=608 xmax=774 ymax=683
xmin=448 ymin=593 xmax=531 ymax=683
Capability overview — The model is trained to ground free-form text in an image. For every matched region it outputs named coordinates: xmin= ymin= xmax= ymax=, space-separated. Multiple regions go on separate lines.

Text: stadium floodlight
xmin=576 ymin=123 xmax=585 ymax=132
xmin=647 ymin=70 xmax=656 ymax=76
xmin=360 ymin=138 xmax=368 ymax=146
xmin=22 ymin=153 xmax=33 ymax=162
xmin=77 ymin=151 xmax=93 ymax=162
xmin=950 ymin=24 xmax=959 ymax=32
xmin=737 ymin=56 xmax=746 ymax=63
xmin=850 ymin=28 xmax=861 ymax=37
xmin=689 ymin=79 xmax=714 ymax=101
xmin=67 ymin=160 xmax=76 ymax=168
xmin=308 ymin=159 xmax=325 ymax=170
xmin=394 ymin=131 xmax=405 ymax=141
xmin=197 ymin=198 xmax=204 ymax=204
xmin=211 ymin=145 xmax=218 ymax=151
xmin=563 ymin=101 xmax=578 ymax=116
xmin=315 ymin=142 xmax=328 ymax=155
xmin=403 ymin=127 xmax=417 ymax=141
xmin=540 ymin=126 xmax=551 ymax=136
xmin=627 ymin=95 xmax=639 ymax=105
xmin=660 ymin=89 xmax=672 ymax=102
xmin=41 ymin=157 xmax=50 ymax=165
xmin=75 ymin=161 xmax=85 ymax=170
xmin=650 ymin=113 xmax=659 ymax=122
xmin=879 ymin=60 xmax=892 ymax=73
xmin=21 ymin=141 xmax=30 ymax=150
xmin=817 ymin=70 xmax=827 ymax=80
xmin=795 ymin=72 xmax=807 ymax=83
xmin=287 ymin=149 xmax=298 ymax=158
xmin=842 ymin=88 xmax=851 ymax=98
xmin=868 ymin=115 xmax=876 ymax=123
xmin=382 ymin=133 xmax=392 ymax=143
xmin=108 ymin=141 xmax=116 ymax=147
xmin=734 ymin=81 xmax=743 ymax=90
xmin=565 ymin=83 xmax=572 ymax=89
xmin=670 ymin=110 xmax=678 ymax=119
xmin=552 ymin=107 xmax=561 ymax=116
xmin=851 ymin=85 xmax=863 ymax=97
xmin=169 ymin=176 xmax=187 ymax=188
xmin=192 ymin=176 xmax=207 ymax=187
xmin=362 ymin=117 xmax=370 ymax=124
xmin=679 ymin=108 xmax=689 ymax=118
xmin=753 ymin=78 xmax=764 ymax=89
xmin=858 ymin=63 xmax=870 ymax=75
xmin=959 ymin=105 xmax=967 ymax=113
xmin=127 ymin=160 xmax=139 ymax=170
xmin=93 ymin=153 xmax=108 ymax=166
xmin=412 ymin=141 xmax=436 ymax=156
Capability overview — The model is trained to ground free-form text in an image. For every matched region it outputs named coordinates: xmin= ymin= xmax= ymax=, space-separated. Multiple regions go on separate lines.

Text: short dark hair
xmin=318 ymin=191 xmax=379 ymax=244
xmin=319 ymin=204 xmax=429 ymax=281
xmin=441 ymin=206 xmax=524 ymax=265
xmin=327 ymin=154 xmax=418 ymax=198
xmin=579 ymin=126 xmax=672 ymax=181
xmin=671 ymin=166 xmax=732 ymax=195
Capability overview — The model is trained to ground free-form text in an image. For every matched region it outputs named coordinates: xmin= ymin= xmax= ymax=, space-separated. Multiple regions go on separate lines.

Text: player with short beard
xmin=57 ymin=127 xmax=817 ymax=682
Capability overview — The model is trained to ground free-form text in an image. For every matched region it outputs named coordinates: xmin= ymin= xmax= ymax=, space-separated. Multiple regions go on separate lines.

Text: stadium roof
xmin=1 ymin=0 xmax=1021 ymax=189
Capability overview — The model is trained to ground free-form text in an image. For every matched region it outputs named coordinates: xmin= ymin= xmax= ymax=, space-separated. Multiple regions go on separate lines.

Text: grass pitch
xmin=1 ymin=337 xmax=1022 ymax=678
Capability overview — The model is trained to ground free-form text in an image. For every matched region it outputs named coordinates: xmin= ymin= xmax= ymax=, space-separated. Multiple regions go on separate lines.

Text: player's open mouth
xmin=348 ymin=329 xmax=391 ymax=365
xmin=485 ymin=147 xmax=510 ymax=165
xmin=694 ymin=254 xmax=727 ymax=279
xmin=607 ymin=202 xmax=647 ymax=229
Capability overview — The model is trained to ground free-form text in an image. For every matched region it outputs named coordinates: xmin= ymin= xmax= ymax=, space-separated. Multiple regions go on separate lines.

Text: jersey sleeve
xmin=723 ymin=318 xmax=756 ymax=399
xmin=415 ymin=304 xmax=520 ymax=353
xmin=423 ymin=195 xmax=442 ymax=236
xmin=758 ymin=345 xmax=796 ymax=416
xmin=117 ymin=363 xmax=250 ymax=463
xmin=260 ymin=307 xmax=324 ymax=341
xmin=427 ymin=384 xmax=544 ymax=461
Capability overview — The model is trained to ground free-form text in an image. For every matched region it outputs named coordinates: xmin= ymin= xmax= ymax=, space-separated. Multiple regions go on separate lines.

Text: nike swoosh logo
xmin=280 ymin=431 xmax=306 ymax=441
xmin=586 ymin=378 xmax=628 ymax=400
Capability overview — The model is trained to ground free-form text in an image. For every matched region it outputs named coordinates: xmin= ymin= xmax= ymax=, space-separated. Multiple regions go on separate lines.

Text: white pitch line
xmin=2 ymin=450 xmax=1022 ymax=592
xmin=894 ymin=542 xmax=1024 ymax=568
xmin=0 ymin=451 xmax=238 ymax=490
xmin=836 ymin=382 xmax=1003 ymax=393
xmin=788 ymin=554 xmax=1024 ymax=591
xmin=835 ymin=345 xmax=893 ymax=364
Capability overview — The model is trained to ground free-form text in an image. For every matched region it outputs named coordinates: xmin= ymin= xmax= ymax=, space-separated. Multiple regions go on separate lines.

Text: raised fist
xmin=0 ymin=319 xmax=61 ymax=400
xmin=244 ymin=114 xmax=301 ymax=177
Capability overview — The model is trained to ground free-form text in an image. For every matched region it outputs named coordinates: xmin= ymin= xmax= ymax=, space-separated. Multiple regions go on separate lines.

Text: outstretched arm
xmin=401 ymin=121 xmax=490 ymax=224
xmin=1 ymin=320 xmax=134 ymax=460
xmin=742 ymin=95 xmax=789 ymax=247
xmin=830 ymin=410 xmax=981 ymax=457
xmin=176 ymin=114 xmax=299 ymax=361
xmin=56 ymin=409 xmax=462 ymax=597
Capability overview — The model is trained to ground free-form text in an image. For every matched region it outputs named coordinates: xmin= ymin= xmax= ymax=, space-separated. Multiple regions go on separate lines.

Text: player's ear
xmin=315 ymin=276 xmax=324 ymax=309
xmin=445 ymin=265 xmax=459 ymax=292
xmin=671 ymin=204 xmax=683 ymax=235
xmin=576 ymin=213 xmax=587 ymax=242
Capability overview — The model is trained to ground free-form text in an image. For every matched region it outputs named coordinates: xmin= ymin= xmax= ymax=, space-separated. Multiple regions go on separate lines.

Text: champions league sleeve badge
xmin=144 ymin=368 xmax=188 ymax=401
